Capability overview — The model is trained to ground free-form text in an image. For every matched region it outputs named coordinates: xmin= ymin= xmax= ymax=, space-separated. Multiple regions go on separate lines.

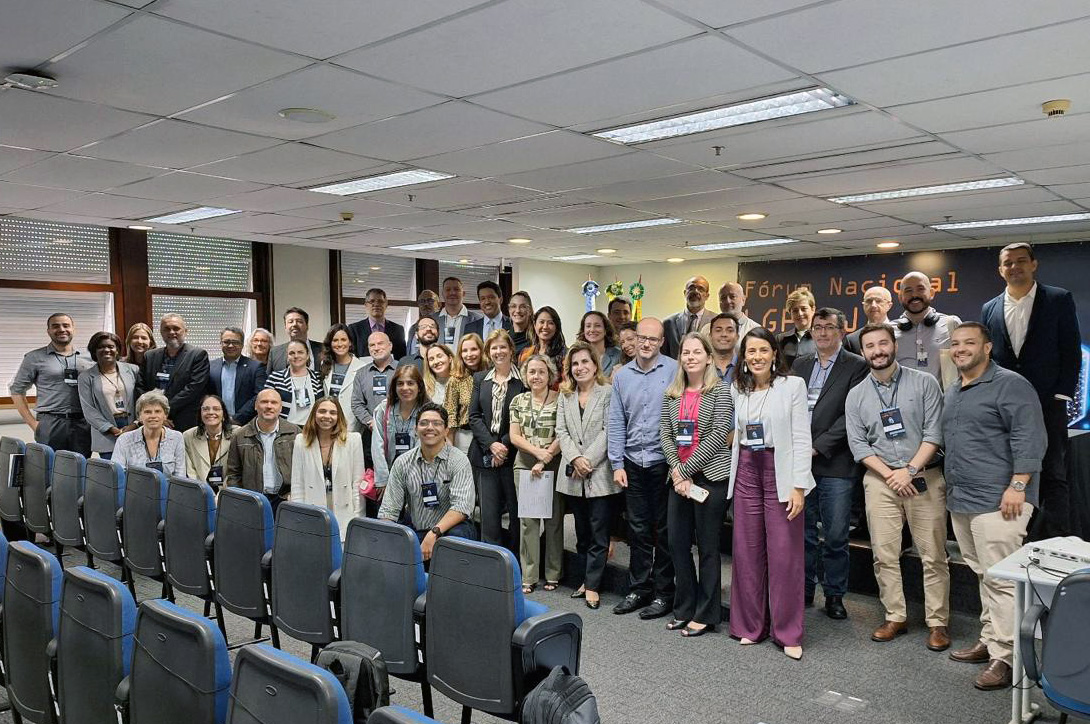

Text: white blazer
xmin=290 ymin=432 xmax=365 ymax=540
xmin=324 ymin=356 xmax=370 ymax=431
xmin=728 ymin=376 xmax=815 ymax=502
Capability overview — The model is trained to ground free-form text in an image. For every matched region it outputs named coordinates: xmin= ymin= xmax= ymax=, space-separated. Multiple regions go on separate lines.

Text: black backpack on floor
xmin=520 ymin=666 xmax=600 ymax=724
xmin=315 ymin=641 xmax=391 ymax=723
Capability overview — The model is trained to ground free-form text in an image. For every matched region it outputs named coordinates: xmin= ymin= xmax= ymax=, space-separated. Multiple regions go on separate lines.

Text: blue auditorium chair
xmin=424 ymin=537 xmax=583 ymax=723
xmin=1020 ymin=569 xmax=1090 ymax=723
xmin=0 ymin=437 xmax=27 ymax=530
xmin=212 ymin=487 xmax=278 ymax=648
xmin=369 ymin=706 xmax=444 ymax=724
xmin=49 ymin=450 xmax=88 ymax=561
xmin=81 ymin=458 xmax=128 ymax=578
xmin=21 ymin=443 xmax=55 ymax=544
xmin=331 ymin=518 xmax=432 ymax=717
xmin=47 ymin=566 xmax=136 ymax=724
xmin=115 ymin=599 xmax=231 ymax=724
xmin=163 ymin=475 xmax=223 ymax=633
xmin=226 ymin=644 xmax=352 ymax=724
xmin=119 ymin=466 xmax=171 ymax=600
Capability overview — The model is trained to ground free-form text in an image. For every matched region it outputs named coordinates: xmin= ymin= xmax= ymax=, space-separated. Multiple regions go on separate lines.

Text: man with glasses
xmin=846 ymin=286 xmax=894 ymax=354
xmin=790 ymin=308 xmax=868 ymax=620
xmin=400 ymin=317 xmax=439 ymax=371
xmin=407 ymin=290 xmax=440 ymax=357
xmin=208 ymin=326 xmax=266 ymax=424
xmin=348 ymin=287 xmax=407 ymax=361
xmin=608 ymin=317 xmax=678 ymax=619
xmin=663 ymin=276 xmax=714 ymax=358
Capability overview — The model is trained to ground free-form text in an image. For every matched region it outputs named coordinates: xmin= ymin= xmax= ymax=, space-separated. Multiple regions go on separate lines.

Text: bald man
xmin=663 ymin=275 xmax=714 ymax=358
xmin=704 ymin=282 xmax=760 ymax=339
xmin=845 ymin=286 xmax=894 ymax=354
xmin=609 ymin=317 xmax=678 ymax=618
xmin=893 ymin=272 xmax=961 ymax=389
xmin=139 ymin=313 xmax=209 ymax=430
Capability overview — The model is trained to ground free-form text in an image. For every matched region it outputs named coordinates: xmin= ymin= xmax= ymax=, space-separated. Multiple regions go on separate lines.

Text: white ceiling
xmin=1 ymin=0 xmax=1090 ymax=266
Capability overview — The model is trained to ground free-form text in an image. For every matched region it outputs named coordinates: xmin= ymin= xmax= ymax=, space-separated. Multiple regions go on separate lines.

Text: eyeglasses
xmin=636 ymin=335 xmax=662 ymax=344
xmin=417 ymin=420 xmax=446 ymax=429
xmin=811 ymin=324 xmax=842 ymax=333
xmin=221 ymin=339 xmax=242 ymax=346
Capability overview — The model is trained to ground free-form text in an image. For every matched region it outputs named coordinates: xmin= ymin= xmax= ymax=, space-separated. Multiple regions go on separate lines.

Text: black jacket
xmin=467 ymin=370 xmax=525 ymax=468
xmin=790 ymin=349 xmax=869 ymax=478
xmin=139 ymin=344 xmax=210 ymax=432
xmin=347 ymin=318 xmax=407 ymax=362
xmin=207 ymin=355 xmax=267 ymax=425
xmin=267 ymin=339 xmax=324 ymax=374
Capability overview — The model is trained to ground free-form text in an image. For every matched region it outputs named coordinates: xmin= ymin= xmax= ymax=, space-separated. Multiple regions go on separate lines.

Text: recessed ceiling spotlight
xmin=817 ymin=228 xmax=842 ymax=234
xmin=507 ymin=237 xmax=532 ymax=244
xmin=278 ymin=107 xmax=336 ymax=123
xmin=369 ymin=266 xmax=381 ymax=270
xmin=596 ymin=248 xmax=617 ymax=254
xmin=458 ymin=258 xmax=471 ymax=264
xmin=127 ymin=225 xmax=154 ymax=231
xmin=666 ymin=257 xmax=685 ymax=263
xmin=736 ymin=212 xmax=767 ymax=221
xmin=876 ymin=241 xmax=900 ymax=249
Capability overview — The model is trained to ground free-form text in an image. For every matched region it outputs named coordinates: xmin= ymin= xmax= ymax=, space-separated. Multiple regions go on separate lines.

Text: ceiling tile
xmin=1047 ymin=182 xmax=1090 ymax=200
xmin=194 ymin=143 xmax=384 ymax=185
xmin=881 ymin=198 xmax=1083 ymax=225
xmin=633 ymin=183 xmax=800 ymax=214
xmin=681 ymin=195 xmax=859 ymax=222
xmin=497 ymin=153 xmax=701 ymax=193
xmin=152 ymin=0 xmax=492 ymax=58
xmin=280 ymin=198 xmax=412 ymax=222
xmin=2 ymin=155 xmax=162 ymax=191
xmin=820 ymin=19 xmax=1090 ymax=107
xmin=112 ymin=171 xmax=267 ymax=203
xmin=0 ymin=0 xmax=131 ymax=69
xmin=363 ymin=180 xmax=539 ymax=210
xmin=308 ymin=101 xmax=551 ymax=162
xmin=734 ymin=141 xmax=956 ymax=181
xmin=78 ymin=119 xmax=282 ymax=168
xmin=186 ymin=212 xmax=323 ymax=234
xmin=0 ymin=182 xmax=86 ymax=209
xmin=774 ymin=156 xmax=1005 ymax=196
xmin=507 ymin=204 xmax=666 ymax=229
xmin=649 ymin=0 xmax=826 ymax=28
xmin=577 ymin=170 xmax=741 ymax=203
xmin=364 ymin=210 xmax=476 ymax=230
xmin=859 ymin=185 xmax=1059 ymax=217
xmin=418 ymin=131 xmax=628 ymax=178
xmin=939 ymin=113 xmax=1090 ymax=155
xmin=337 ymin=0 xmax=699 ymax=96
xmin=473 ymin=35 xmax=796 ymax=127
xmin=726 ymin=1 xmax=1090 ymax=72
xmin=984 ymin=142 xmax=1090 ymax=173
xmin=35 ymin=193 xmax=190 ymax=219
xmin=1021 ymin=164 xmax=1090 ymax=186
xmin=0 ymin=91 xmax=152 ymax=152
xmin=0 ymin=146 xmax=53 ymax=175
xmin=204 ymin=186 xmax=342 ymax=212
xmin=179 ymin=64 xmax=444 ymax=141
xmin=46 ymin=15 xmax=310 ymax=115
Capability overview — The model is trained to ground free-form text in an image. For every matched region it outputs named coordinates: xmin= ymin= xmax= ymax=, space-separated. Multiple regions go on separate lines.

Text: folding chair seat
xmin=49 ymin=451 xmax=87 ymax=559
xmin=47 ymin=566 xmax=136 ymax=724
xmin=265 ymin=502 xmax=341 ymax=660
xmin=425 ymin=537 xmax=583 ymax=723
xmin=226 ymin=644 xmax=351 ymax=724
xmin=120 ymin=466 xmax=171 ymax=599
xmin=212 ymin=488 xmax=277 ymax=647
xmin=2 ymin=541 xmax=63 ymax=723
xmin=163 ymin=476 xmax=223 ymax=631
xmin=115 ymin=599 xmax=231 ymax=724
xmin=21 ymin=443 xmax=55 ymax=542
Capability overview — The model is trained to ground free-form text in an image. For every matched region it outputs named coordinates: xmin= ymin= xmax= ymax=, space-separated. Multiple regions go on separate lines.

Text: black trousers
xmin=624 ymin=459 xmax=674 ymax=602
xmin=36 ymin=413 xmax=91 ymax=458
xmin=668 ymin=474 xmax=729 ymax=625
xmin=477 ymin=464 xmax=517 ymax=554
xmin=566 ymin=493 xmax=618 ymax=592
xmin=1030 ymin=396 xmax=1072 ymax=540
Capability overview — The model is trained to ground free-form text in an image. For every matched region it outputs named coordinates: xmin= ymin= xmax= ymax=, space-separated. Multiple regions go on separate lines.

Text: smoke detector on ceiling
xmin=3 ymin=71 xmax=58 ymax=90
xmin=1042 ymin=99 xmax=1071 ymax=117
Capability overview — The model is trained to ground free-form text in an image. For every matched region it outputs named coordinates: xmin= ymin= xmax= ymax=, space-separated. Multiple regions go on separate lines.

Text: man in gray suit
xmin=662 ymin=276 xmax=714 ymax=359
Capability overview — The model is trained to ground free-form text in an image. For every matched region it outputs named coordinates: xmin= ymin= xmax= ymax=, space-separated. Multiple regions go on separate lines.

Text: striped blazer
xmin=263 ymin=368 xmax=323 ymax=419
xmin=658 ymin=382 xmax=734 ymax=482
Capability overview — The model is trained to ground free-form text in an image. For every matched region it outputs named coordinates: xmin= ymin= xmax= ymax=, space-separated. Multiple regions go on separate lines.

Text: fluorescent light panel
xmin=829 ymin=177 xmax=1024 ymax=204
xmin=567 ymin=217 xmax=682 ymax=234
xmin=933 ymin=213 xmax=1090 ymax=230
xmin=593 ymin=88 xmax=854 ymax=144
xmin=391 ymin=239 xmax=480 ymax=251
xmin=144 ymin=206 xmax=239 ymax=224
xmin=553 ymin=254 xmax=601 ymax=261
xmin=691 ymin=238 xmax=798 ymax=251
xmin=310 ymin=169 xmax=455 ymax=196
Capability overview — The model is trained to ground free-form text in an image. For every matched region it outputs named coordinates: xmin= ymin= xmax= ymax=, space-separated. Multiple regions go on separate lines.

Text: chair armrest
xmin=47 ymin=637 xmax=60 ymax=720
xmin=328 ymin=569 xmax=342 ymax=640
xmin=413 ymin=591 xmax=427 ymax=618
xmin=204 ymin=533 xmax=215 ymax=555
xmin=114 ymin=676 xmax=131 ymax=724
xmin=261 ymin=549 xmax=272 ymax=572
xmin=328 ymin=569 xmax=341 ymax=596
xmin=1019 ymin=603 xmax=1049 ymax=684
xmin=512 ymin=610 xmax=583 ymax=687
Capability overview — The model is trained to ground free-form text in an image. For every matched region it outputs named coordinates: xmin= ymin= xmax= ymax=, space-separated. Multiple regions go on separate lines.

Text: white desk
xmin=988 ymin=538 xmax=1090 ymax=724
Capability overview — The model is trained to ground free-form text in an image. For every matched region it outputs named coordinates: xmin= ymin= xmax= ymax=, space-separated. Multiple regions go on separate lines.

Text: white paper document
xmin=517 ymin=469 xmax=554 ymax=519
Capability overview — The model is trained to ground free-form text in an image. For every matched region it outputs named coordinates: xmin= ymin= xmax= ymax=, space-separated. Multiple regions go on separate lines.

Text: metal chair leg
xmin=270 ymin=625 xmax=280 ymax=649
xmin=461 ymin=705 xmax=472 ymax=724
xmin=421 ymin=681 xmax=434 ymax=719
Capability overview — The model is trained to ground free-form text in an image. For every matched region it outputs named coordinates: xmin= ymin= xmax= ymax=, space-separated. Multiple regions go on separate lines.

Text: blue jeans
xmin=804 ymin=476 xmax=855 ymax=598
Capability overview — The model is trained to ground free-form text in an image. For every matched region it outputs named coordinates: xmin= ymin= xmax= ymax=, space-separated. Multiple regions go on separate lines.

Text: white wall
xmin=511 ymin=259 xmax=605 ymax=332
xmin=602 ymin=258 xmax=740 ymax=321
xmin=272 ymin=243 xmax=331 ymax=341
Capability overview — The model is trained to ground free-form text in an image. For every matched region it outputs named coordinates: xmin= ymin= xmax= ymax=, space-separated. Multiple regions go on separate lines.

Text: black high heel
xmin=665 ymin=618 xmax=689 ymax=631
xmin=681 ymin=624 xmax=715 ymax=638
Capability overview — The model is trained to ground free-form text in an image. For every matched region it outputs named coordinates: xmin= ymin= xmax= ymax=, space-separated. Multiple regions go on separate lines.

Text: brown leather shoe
xmin=949 ymin=641 xmax=990 ymax=663
xmin=927 ymin=626 xmax=951 ymax=652
xmin=974 ymin=660 xmax=1012 ymax=691
xmin=871 ymin=620 xmax=908 ymax=642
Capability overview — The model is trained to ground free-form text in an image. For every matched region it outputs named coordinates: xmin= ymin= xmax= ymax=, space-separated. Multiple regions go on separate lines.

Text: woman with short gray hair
xmin=111 ymin=390 xmax=187 ymax=475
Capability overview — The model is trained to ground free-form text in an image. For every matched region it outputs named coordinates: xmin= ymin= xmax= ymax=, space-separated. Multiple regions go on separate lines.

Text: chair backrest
xmin=128 ymin=599 xmax=231 ymax=724
xmin=270 ymin=502 xmax=342 ymax=646
xmin=0 ymin=435 xmax=27 ymax=522
xmin=369 ymin=705 xmax=442 ymax=724
xmin=50 ymin=450 xmax=88 ymax=548
xmin=1040 ymin=570 xmax=1090 ymax=717
xmin=22 ymin=442 xmax=55 ymax=536
xmin=0 ymin=528 xmax=8 ymax=605
xmin=122 ymin=466 xmax=169 ymax=579
xmin=213 ymin=488 xmax=274 ymax=620
xmin=2 ymin=541 xmax=63 ymax=723
xmin=164 ymin=476 xmax=216 ymax=597
xmin=226 ymin=644 xmax=352 ymax=724
xmin=340 ymin=518 xmax=425 ymax=675
xmin=56 ymin=566 xmax=137 ymax=724
xmin=83 ymin=459 xmax=126 ymax=562
xmin=426 ymin=537 xmax=535 ymax=715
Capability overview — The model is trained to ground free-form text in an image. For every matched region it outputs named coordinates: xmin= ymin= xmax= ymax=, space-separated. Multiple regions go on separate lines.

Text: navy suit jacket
xmin=347 ymin=318 xmax=407 ymax=362
xmin=981 ymin=283 xmax=1081 ymax=400
xmin=208 ymin=355 xmax=266 ymax=425
xmin=463 ymin=314 xmax=512 ymax=341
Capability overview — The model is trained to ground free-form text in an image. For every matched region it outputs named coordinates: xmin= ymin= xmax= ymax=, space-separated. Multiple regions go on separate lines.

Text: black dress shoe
xmin=613 ymin=592 xmax=650 ymax=615
xmin=638 ymin=597 xmax=671 ymax=620
xmin=824 ymin=595 xmax=847 ymax=620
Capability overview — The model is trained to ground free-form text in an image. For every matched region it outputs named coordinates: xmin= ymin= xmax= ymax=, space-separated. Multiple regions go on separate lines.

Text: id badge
xmin=444 ymin=326 xmax=456 ymax=344
xmin=372 ymin=376 xmax=388 ymax=396
xmin=421 ymin=481 xmax=440 ymax=508
xmin=146 ymin=460 xmax=164 ymax=473
xmin=807 ymin=387 xmax=820 ymax=412
xmin=206 ymin=465 xmax=224 ymax=486
xmin=395 ymin=432 xmax=411 ymax=454
xmin=881 ymin=407 xmax=906 ymax=439
xmin=113 ymin=396 xmax=127 ymax=412
xmin=916 ymin=344 xmax=928 ymax=368
xmin=63 ymin=367 xmax=79 ymax=386
xmin=156 ymin=371 xmax=171 ymax=389
xmin=676 ymin=419 xmax=695 ymax=447
xmin=745 ymin=422 xmax=766 ymax=450
xmin=329 ymin=372 xmax=345 ymax=396
xmin=295 ymin=387 xmax=311 ymax=409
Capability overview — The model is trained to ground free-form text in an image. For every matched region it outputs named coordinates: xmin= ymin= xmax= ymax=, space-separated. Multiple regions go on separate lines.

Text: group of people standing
xmin=8 ymin=243 xmax=1081 ymax=683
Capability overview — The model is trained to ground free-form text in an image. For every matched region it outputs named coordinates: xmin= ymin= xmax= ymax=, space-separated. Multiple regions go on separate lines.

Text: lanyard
xmin=680 ymin=390 xmax=701 ymax=421
xmin=813 ymin=356 xmax=834 ymax=388
xmin=745 ymin=387 xmax=771 ymax=425
xmin=102 ymin=367 xmax=124 ymax=394
xmin=527 ymin=393 xmax=550 ymax=432
xmin=52 ymin=350 xmax=78 ymax=371
xmin=392 ymin=405 xmax=417 ymax=434
xmin=142 ymin=431 xmax=164 ymax=461
xmin=419 ymin=456 xmax=444 ymax=488
xmin=871 ymin=367 xmax=902 ymax=409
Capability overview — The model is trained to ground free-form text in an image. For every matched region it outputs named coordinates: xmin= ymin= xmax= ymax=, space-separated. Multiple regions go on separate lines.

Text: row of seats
xmin=1 ymin=437 xmax=584 ymax=723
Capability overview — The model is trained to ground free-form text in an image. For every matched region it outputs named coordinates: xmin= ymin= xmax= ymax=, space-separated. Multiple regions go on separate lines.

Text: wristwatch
xmin=1009 ymin=480 xmax=1027 ymax=493
xmin=430 ymin=525 xmax=443 ymax=538
xmin=907 ymin=464 xmax=919 ymax=476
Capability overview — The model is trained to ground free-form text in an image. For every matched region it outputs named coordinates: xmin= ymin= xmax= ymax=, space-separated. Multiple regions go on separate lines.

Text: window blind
xmin=151 ymin=295 xmax=256 ymax=359
xmin=438 ymin=261 xmax=499 ymax=305
xmin=148 ymin=232 xmax=252 ymax=292
xmin=0 ymin=217 xmax=110 ymax=283
xmin=341 ymin=252 xmax=416 ymax=302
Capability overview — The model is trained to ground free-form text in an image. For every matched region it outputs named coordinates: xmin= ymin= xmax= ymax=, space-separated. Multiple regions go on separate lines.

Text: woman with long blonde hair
xmin=445 ymin=333 xmax=486 ymax=452
xmin=290 ymin=397 xmax=364 ymax=541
